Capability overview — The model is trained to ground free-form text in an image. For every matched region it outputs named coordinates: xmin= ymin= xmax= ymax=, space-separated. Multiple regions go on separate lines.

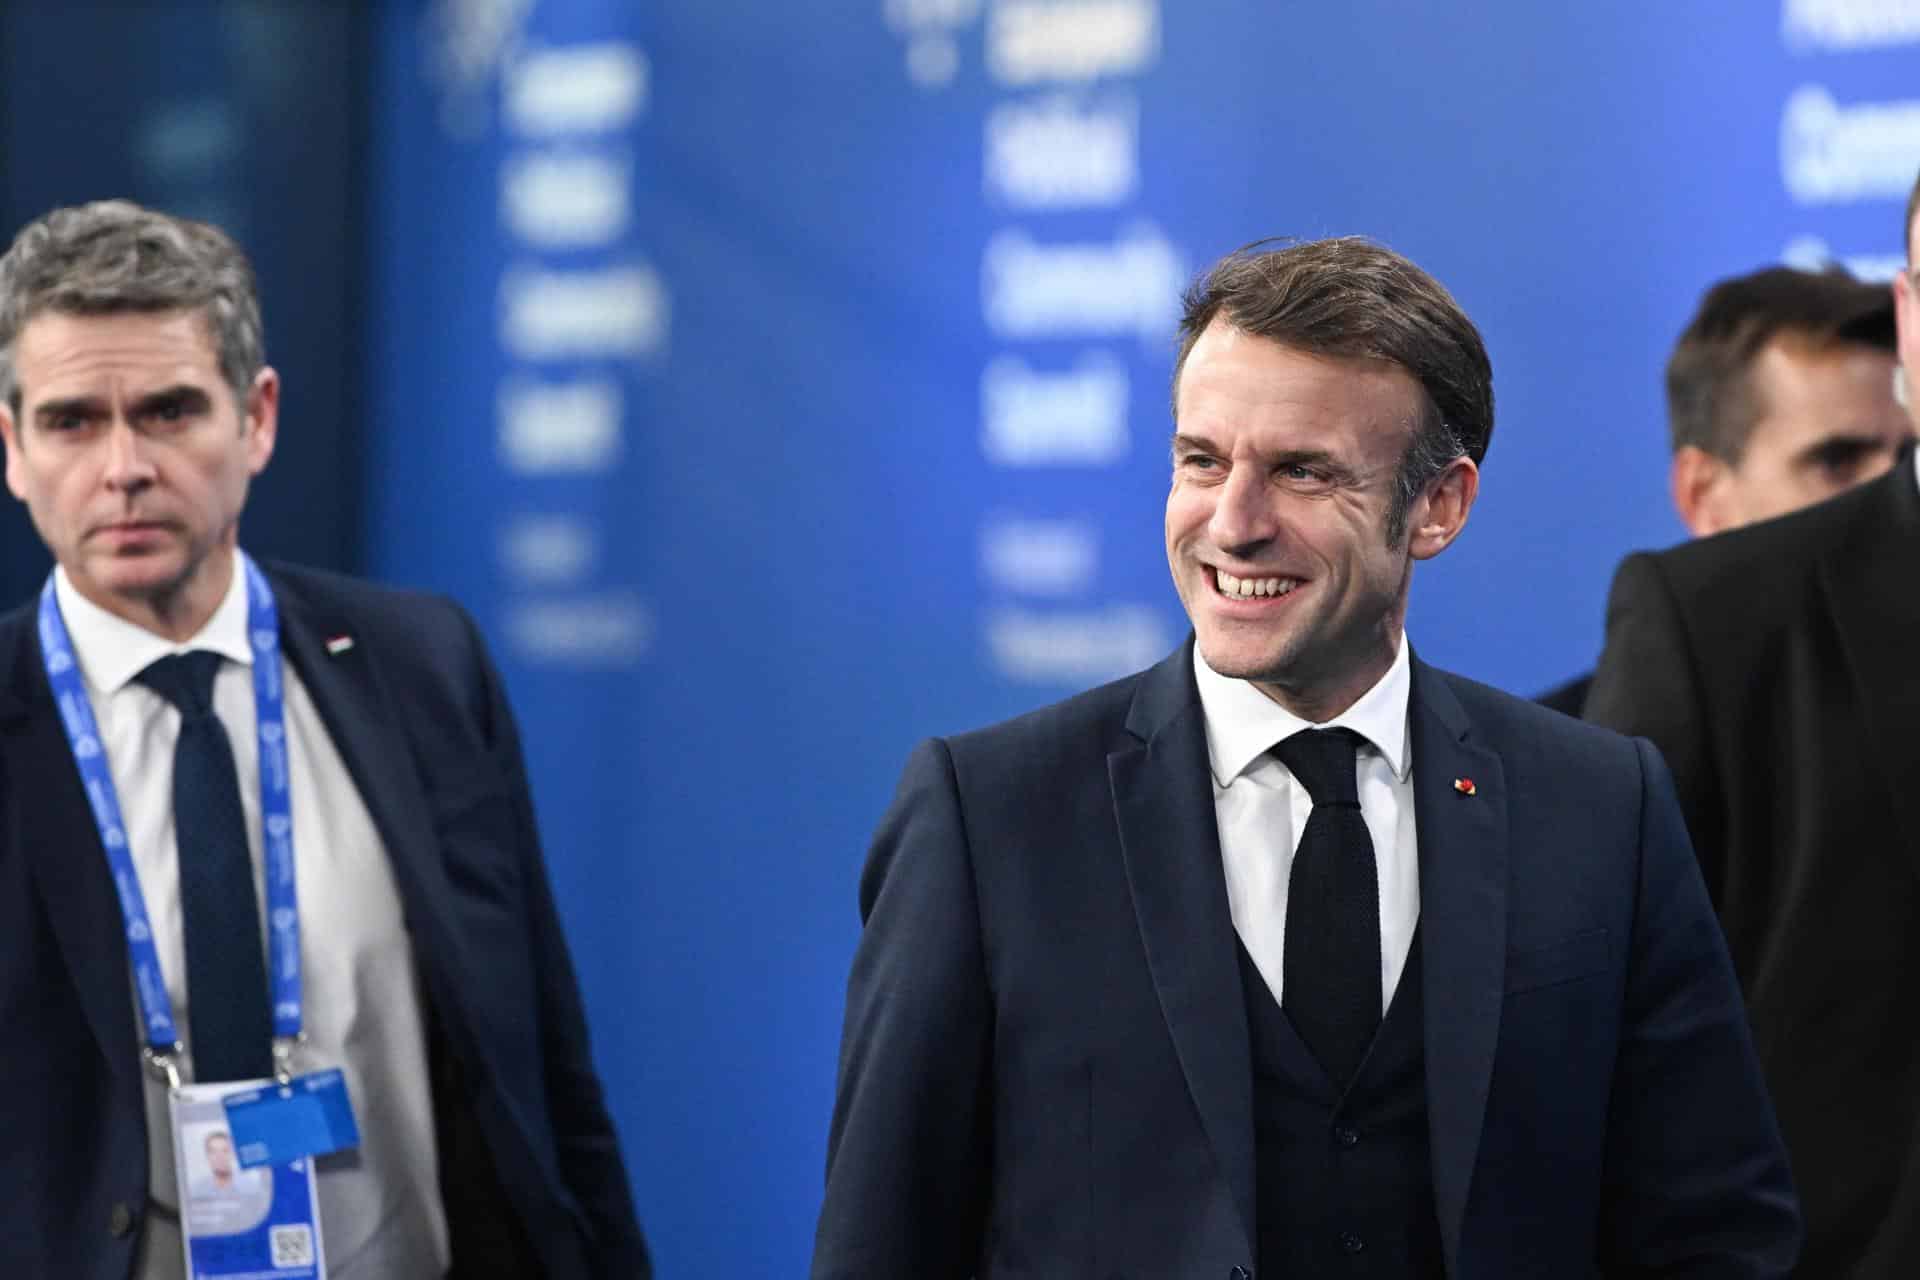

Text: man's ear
xmin=243 ymin=367 xmax=280 ymax=475
xmin=1406 ymin=456 xmax=1478 ymax=561
xmin=1670 ymin=445 xmax=1736 ymax=537
xmin=0 ymin=402 xmax=25 ymax=503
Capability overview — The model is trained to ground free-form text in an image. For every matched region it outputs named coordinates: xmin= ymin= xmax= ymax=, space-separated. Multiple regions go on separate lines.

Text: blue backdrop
xmin=365 ymin=2 xmax=1918 ymax=1272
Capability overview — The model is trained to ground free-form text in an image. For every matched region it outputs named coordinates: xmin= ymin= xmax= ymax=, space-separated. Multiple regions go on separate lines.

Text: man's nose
xmin=101 ymin=419 xmax=155 ymax=491
xmin=1208 ymin=464 xmax=1276 ymax=552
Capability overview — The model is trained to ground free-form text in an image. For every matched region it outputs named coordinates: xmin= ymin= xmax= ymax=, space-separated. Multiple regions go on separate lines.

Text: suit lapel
xmin=268 ymin=575 xmax=461 ymax=963
xmin=0 ymin=606 xmax=141 ymax=1083
xmin=1109 ymin=643 xmax=1256 ymax=1251
xmin=1819 ymin=459 xmax=1920 ymax=858
xmin=1409 ymin=657 xmax=1508 ymax=1276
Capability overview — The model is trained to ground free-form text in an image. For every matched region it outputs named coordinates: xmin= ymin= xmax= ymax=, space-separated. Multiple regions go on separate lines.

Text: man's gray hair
xmin=0 ymin=200 xmax=264 ymax=414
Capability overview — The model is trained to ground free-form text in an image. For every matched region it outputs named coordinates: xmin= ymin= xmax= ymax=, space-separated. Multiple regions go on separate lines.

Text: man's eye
xmin=1811 ymin=444 xmax=1868 ymax=476
xmin=1179 ymin=454 xmax=1219 ymax=471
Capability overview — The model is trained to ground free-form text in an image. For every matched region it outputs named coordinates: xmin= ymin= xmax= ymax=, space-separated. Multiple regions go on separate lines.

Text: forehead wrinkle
xmin=17 ymin=339 xmax=223 ymax=412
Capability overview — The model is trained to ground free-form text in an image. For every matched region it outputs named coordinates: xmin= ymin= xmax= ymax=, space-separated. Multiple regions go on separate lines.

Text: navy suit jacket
xmin=0 ymin=562 xmax=649 ymax=1279
xmin=812 ymin=644 xmax=1799 ymax=1278
xmin=1585 ymin=451 xmax=1920 ymax=1276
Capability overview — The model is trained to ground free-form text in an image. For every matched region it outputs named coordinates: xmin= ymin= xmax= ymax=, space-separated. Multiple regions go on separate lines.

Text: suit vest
xmin=1237 ymin=928 xmax=1444 ymax=1277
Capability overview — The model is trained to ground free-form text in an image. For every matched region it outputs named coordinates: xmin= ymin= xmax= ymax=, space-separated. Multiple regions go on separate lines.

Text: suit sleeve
xmin=811 ymin=739 xmax=993 ymax=1280
xmin=1595 ymin=738 xmax=1801 ymax=1277
xmin=460 ymin=607 xmax=653 ymax=1278
xmin=1585 ymin=552 xmax=1726 ymax=900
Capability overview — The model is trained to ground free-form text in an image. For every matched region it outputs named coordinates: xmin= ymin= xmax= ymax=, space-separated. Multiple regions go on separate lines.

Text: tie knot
xmin=1275 ymin=727 xmax=1362 ymax=806
xmin=136 ymin=651 xmax=223 ymax=718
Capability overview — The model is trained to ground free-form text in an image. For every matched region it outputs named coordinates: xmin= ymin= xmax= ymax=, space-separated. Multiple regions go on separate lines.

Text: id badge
xmin=170 ymin=1081 xmax=327 ymax=1279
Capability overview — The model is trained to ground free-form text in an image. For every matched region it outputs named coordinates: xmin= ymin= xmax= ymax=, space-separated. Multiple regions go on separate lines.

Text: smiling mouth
xmin=1214 ymin=567 xmax=1301 ymax=599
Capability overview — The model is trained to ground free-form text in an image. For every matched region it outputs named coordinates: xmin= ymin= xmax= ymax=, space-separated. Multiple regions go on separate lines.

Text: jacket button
xmin=1333 ymin=1125 xmax=1360 ymax=1147
xmin=1340 ymin=1231 xmax=1365 ymax=1254
xmin=108 ymin=1201 xmax=136 ymax=1238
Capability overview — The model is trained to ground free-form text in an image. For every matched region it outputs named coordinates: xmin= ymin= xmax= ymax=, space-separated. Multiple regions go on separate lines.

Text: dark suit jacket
xmin=811 ymin=643 xmax=1799 ymax=1279
xmin=0 ymin=562 xmax=649 ymax=1280
xmin=1536 ymin=670 xmax=1593 ymax=717
xmin=1586 ymin=453 xmax=1920 ymax=1278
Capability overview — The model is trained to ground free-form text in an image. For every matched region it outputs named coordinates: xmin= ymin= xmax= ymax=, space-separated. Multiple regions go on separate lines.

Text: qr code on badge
xmin=270 ymin=1223 xmax=315 ymax=1266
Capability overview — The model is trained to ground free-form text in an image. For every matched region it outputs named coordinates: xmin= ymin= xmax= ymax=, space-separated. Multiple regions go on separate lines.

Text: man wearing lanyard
xmin=0 ymin=201 xmax=650 ymax=1277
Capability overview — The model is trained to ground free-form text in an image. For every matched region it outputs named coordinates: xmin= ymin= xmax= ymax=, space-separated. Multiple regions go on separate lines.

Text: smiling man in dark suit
xmin=0 ymin=201 xmax=649 ymax=1279
xmin=1585 ymin=171 xmax=1920 ymax=1278
xmin=812 ymin=238 xmax=1799 ymax=1278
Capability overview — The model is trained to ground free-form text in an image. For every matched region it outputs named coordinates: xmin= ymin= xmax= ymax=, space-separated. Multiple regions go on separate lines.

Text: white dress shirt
xmin=53 ymin=560 xmax=450 ymax=1279
xmin=1193 ymin=637 xmax=1419 ymax=1009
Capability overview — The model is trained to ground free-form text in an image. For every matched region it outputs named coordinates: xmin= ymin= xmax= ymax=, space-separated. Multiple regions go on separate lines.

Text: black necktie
xmin=1278 ymin=727 xmax=1381 ymax=1089
xmin=138 ymin=651 xmax=273 ymax=1082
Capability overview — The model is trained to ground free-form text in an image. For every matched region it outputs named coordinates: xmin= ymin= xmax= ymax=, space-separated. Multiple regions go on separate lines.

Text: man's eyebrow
xmin=31 ymin=394 xmax=105 ymax=422
xmin=1270 ymin=446 xmax=1341 ymax=466
xmin=128 ymin=385 xmax=213 ymax=415
xmin=30 ymin=385 xmax=212 ymax=423
xmin=1169 ymin=435 xmax=1359 ymax=476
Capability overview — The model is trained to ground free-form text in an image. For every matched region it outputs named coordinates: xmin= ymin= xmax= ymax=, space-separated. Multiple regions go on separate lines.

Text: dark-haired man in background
xmin=1539 ymin=264 xmax=1909 ymax=715
xmin=0 ymin=200 xmax=649 ymax=1278
xmin=813 ymin=237 xmax=1798 ymax=1278
xmin=1586 ymin=172 xmax=1920 ymax=1277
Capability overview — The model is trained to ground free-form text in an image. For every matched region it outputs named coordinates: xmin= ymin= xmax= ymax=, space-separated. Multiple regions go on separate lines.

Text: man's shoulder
xmin=262 ymin=560 xmax=466 ymax=624
xmin=1533 ymin=670 xmax=1593 ymax=717
xmin=1426 ymin=661 xmax=1644 ymax=770
xmin=260 ymin=562 xmax=503 ymax=713
xmin=0 ymin=594 xmax=36 ymax=643
xmin=262 ymin=560 xmax=480 ymax=654
xmin=1630 ymin=466 xmax=1882 ymax=604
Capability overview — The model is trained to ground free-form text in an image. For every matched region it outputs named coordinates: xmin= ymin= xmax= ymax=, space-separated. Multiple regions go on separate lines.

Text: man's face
xmin=206 ymin=1132 xmax=235 ymax=1180
xmin=0 ymin=309 xmax=276 ymax=633
xmin=1165 ymin=318 xmax=1475 ymax=720
xmin=1681 ymin=336 xmax=1913 ymax=536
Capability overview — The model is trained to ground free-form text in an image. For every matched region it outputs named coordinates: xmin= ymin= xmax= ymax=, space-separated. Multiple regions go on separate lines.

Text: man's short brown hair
xmin=1665 ymin=265 xmax=1896 ymax=461
xmin=0 ymin=200 xmax=264 ymax=416
xmin=1172 ymin=237 xmax=1494 ymax=544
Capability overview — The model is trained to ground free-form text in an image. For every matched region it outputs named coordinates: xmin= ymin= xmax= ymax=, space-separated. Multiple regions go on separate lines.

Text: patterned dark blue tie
xmin=1278 ymin=727 xmax=1382 ymax=1090
xmin=138 ymin=651 xmax=273 ymax=1082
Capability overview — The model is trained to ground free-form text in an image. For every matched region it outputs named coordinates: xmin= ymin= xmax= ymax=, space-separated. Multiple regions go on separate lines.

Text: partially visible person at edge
xmin=1538 ymin=262 xmax=1910 ymax=715
xmin=0 ymin=199 xmax=651 ymax=1278
xmin=1586 ymin=169 xmax=1920 ymax=1278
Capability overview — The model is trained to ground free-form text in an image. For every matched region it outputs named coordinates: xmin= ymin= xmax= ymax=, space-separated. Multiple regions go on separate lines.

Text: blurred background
xmin=2 ymin=0 xmax=1914 ymax=1272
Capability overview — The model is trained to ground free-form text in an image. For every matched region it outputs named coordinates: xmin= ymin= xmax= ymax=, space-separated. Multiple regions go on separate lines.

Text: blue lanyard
xmin=38 ymin=552 xmax=300 ymax=1082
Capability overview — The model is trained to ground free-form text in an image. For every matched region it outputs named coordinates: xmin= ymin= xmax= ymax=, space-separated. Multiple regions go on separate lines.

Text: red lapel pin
xmin=1453 ymin=777 xmax=1477 ymax=796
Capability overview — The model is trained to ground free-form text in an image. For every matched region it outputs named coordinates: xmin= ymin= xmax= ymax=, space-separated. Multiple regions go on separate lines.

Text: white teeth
xmin=1216 ymin=569 xmax=1297 ymax=598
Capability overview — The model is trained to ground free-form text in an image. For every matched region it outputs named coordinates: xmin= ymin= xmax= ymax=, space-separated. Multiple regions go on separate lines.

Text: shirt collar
xmin=53 ymin=554 xmax=255 ymax=697
xmin=1193 ymin=634 xmax=1413 ymax=786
